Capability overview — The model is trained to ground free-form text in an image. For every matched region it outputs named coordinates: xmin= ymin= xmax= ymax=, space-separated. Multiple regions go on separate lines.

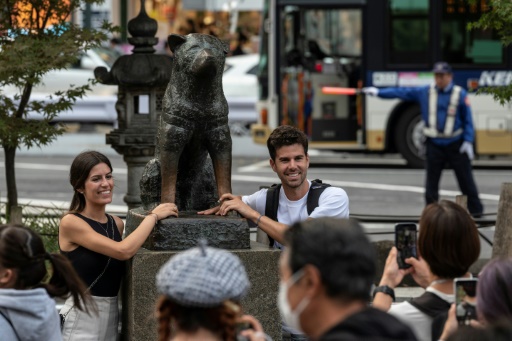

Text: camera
xmin=236 ymin=321 xmax=253 ymax=341
xmin=454 ymin=277 xmax=478 ymax=326
xmin=395 ymin=223 xmax=418 ymax=269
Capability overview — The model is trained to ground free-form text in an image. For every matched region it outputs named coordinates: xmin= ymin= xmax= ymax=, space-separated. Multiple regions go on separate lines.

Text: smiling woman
xmin=58 ymin=150 xmax=178 ymax=340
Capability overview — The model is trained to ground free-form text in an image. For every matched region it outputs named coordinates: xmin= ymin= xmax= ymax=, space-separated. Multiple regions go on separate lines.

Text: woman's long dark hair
xmin=0 ymin=224 xmax=93 ymax=312
xmin=67 ymin=150 xmax=112 ymax=213
xmin=156 ymin=296 xmax=239 ymax=341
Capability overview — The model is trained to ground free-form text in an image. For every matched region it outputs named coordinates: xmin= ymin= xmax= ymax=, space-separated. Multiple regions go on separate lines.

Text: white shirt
xmin=242 ymin=179 xmax=349 ymax=248
xmin=388 ymin=287 xmax=454 ymax=341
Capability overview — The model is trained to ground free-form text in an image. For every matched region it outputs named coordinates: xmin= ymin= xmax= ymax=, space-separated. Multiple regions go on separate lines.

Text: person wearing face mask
xmin=279 ymin=217 xmax=417 ymax=341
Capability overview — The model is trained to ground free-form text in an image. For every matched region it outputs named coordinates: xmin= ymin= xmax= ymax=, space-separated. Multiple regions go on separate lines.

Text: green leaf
xmin=0 ymin=0 xmax=117 ymax=218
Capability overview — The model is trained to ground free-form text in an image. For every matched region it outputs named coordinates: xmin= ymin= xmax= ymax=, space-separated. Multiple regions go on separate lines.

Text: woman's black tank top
xmin=61 ymin=213 xmax=125 ymax=297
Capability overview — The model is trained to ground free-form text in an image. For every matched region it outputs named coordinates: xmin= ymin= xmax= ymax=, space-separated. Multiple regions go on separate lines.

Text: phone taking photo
xmin=454 ymin=278 xmax=478 ymax=326
xmin=395 ymin=223 xmax=418 ymax=269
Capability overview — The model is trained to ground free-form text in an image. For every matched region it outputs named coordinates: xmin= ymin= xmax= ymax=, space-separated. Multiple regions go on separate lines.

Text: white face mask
xmin=278 ymin=269 xmax=311 ymax=333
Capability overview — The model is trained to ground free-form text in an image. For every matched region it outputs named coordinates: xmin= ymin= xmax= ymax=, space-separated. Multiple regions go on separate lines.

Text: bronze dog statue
xmin=140 ymin=34 xmax=232 ymax=212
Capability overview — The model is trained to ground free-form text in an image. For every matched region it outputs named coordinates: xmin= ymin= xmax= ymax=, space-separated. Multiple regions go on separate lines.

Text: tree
xmin=469 ymin=0 xmax=512 ymax=105
xmin=0 ymin=0 xmax=114 ymax=222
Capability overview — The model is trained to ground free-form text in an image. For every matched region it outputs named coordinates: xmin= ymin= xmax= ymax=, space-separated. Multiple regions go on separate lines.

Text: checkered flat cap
xmin=156 ymin=243 xmax=250 ymax=307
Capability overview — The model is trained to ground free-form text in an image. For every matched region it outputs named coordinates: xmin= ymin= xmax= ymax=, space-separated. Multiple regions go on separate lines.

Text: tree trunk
xmin=3 ymin=145 xmax=20 ymax=223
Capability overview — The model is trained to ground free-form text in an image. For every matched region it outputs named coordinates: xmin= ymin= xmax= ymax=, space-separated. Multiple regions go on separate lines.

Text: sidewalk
xmin=12 ymin=129 xmax=269 ymax=158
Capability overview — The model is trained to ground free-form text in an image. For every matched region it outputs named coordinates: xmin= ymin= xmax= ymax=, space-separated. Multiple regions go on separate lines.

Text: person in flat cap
xmin=155 ymin=242 xmax=270 ymax=341
xmin=362 ymin=61 xmax=483 ymax=217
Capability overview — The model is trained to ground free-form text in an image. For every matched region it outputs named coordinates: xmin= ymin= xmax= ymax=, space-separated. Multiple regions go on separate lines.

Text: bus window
xmin=441 ymin=0 xmax=504 ymax=65
xmin=304 ymin=10 xmax=361 ymax=58
xmin=388 ymin=0 xmax=429 ymax=64
xmin=278 ymin=6 xmax=362 ymax=140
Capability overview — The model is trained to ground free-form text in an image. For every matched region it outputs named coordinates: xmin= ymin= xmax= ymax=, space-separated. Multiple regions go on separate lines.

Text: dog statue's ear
xmin=168 ymin=34 xmax=187 ymax=54
xmin=222 ymin=41 xmax=230 ymax=55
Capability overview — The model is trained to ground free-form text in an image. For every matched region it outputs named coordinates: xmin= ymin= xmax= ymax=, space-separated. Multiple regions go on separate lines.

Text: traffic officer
xmin=363 ymin=61 xmax=483 ymax=217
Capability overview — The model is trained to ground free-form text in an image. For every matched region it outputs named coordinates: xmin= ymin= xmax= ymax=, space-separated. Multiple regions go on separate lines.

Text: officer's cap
xmin=432 ymin=61 xmax=452 ymax=74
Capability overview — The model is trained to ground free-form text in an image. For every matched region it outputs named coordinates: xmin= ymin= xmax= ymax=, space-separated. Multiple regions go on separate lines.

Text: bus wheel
xmin=394 ymin=106 xmax=425 ymax=168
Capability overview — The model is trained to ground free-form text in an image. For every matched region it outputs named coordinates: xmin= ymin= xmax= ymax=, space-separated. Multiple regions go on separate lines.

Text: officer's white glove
xmin=459 ymin=141 xmax=474 ymax=160
xmin=362 ymin=87 xmax=379 ymax=96
xmin=417 ymin=134 xmax=427 ymax=158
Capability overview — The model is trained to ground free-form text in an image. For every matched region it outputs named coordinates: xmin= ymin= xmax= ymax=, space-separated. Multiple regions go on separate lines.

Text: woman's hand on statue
xmin=197 ymin=205 xmax=220 ymax=215
xmin=152 ymin=203 xmax=179 ymax=219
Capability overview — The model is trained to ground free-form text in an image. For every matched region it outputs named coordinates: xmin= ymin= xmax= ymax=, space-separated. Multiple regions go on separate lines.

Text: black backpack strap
xmin=306 ymin=179 xmax=331 ymax=215
xmin=431 ymin=311 xmax=449 ymax=341
xmin=409 ymin=291 xmax=451 ymax=318
xmin=263 ymin=180 xmax=330 ymax=247
xmin=264 ymin=184 xmax=281 ymax=247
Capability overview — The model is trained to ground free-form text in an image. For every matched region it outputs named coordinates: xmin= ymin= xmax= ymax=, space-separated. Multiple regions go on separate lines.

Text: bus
xmin=251 ymin=0 xmax=512 ymax=167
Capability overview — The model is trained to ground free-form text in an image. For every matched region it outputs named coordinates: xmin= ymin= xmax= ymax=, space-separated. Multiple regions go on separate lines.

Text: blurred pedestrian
xmin=231 ymin=29 xmax=248 ymax=56
xmin=109 ymin=37 xmax=125 ymax=56
xmin=363 ymin=62 xmax=483 ymax=217
xmin=59 ymin=150 xmax=177 ymax=340
xmin=155 ymin=241 xmax=270 ymax=341
xmin=0 ymin=224 xmax=92 ymax=341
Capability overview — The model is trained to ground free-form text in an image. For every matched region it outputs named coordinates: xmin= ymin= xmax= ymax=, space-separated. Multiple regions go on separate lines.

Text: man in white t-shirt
xmin=198 ymin=125 xmax=349 ymax=248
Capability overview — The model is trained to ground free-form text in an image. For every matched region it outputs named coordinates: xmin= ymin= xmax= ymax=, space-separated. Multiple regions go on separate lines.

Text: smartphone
xmin=235 ymin=322 xmax=253 ymax=341
xmin=395 ymin=223 xmax=418 ymax=269
xmin=454 ymin=278 xmax=478 ymax=326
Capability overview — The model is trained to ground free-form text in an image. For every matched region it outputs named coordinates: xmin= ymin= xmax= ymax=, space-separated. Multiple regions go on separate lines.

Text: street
xmin=0 ymin=131 xmax=507 ymax=260
xmin=0 ymin=131 xmax=509 ymax=216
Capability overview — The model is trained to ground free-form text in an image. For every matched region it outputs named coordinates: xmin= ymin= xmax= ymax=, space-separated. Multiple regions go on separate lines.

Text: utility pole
xmin=83 ymin=3 xmax=92 ymax=29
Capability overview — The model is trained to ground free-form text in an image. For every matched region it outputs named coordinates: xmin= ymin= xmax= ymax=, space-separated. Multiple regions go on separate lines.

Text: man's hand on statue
xmin=152 ymin=203 xmax=179 ymax=219
xmin=217 ymin=193 xmax=253 ymax=218
xmin=197 ymin=193 xmax=243 ymax=215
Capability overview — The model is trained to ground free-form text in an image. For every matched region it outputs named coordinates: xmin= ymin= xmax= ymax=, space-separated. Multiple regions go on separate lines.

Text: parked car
xmin=2 ymin=47 xmax=119 ymax=126
xmin=2 ymin=50 xmax=260 ymax=130
xmin=222 ymin=53 xmax=259 ymax=135
xmin=3 ymin=46 xmax=119 ymax=97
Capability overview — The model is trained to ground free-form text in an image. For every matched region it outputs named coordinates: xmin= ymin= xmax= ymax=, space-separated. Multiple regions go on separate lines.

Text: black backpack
xmin=264 ymin=179 xmax=331 ymax=247
xmin=408 ymin=291 xmax=451 ymax=341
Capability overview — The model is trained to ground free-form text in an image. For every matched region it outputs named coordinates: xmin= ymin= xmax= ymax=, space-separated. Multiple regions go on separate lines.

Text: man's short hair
xmin=418 ymin=200 xmax=480 ymax=278
xmin=284 ymin=218 xmax=376 ymax=302
xmin=267 ymin=125 xmax=308 ymax=161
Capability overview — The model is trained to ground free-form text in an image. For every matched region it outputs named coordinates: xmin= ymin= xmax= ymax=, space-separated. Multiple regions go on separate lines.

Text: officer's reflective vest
xmin=423 ymin=85 xmax=463 ymax=138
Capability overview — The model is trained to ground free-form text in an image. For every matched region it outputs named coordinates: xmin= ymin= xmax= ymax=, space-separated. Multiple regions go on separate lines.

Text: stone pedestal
xmin=121 ymin=242 xmax=281 ymax=341
xmin=126 ymin=207 xmax=250 ymax=250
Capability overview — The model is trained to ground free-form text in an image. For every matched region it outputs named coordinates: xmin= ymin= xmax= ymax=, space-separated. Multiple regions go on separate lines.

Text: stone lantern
xmin=94 ymin=0 xmax=171 ymax=209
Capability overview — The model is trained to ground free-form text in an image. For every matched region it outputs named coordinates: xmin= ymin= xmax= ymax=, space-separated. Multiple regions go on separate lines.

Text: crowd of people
xmin=0 ymin=124 xmax=510 ymax=341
